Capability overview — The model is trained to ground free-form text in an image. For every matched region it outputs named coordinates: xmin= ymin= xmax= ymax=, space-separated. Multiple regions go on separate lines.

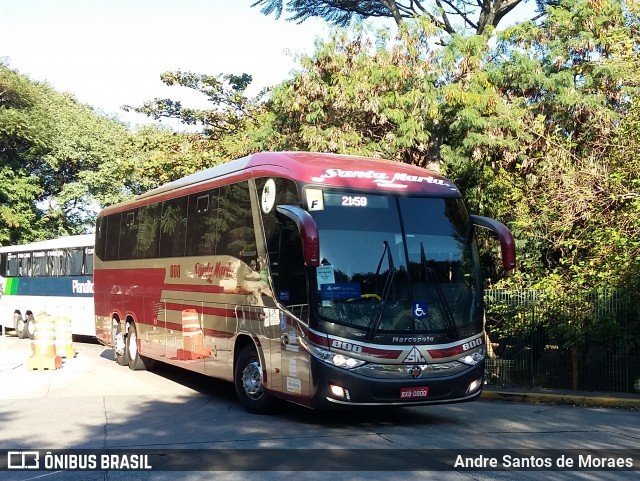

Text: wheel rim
xmin=241 ymin=359 xmax=264 ymax=400
xmin=129 ymin=328 xmax=138 ymax=359
xmin=27 ymin=318 xmax=35 ymax=337
xmin=114 ymin=330 xmax=126 ymax=357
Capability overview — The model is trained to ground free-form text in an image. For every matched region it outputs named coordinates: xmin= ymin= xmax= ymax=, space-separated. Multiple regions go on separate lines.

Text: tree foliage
xmin=0 ymin=64 xmax=222 ymax=245
xmin=243 ymin=0 xmax=639 ymax=293
xmin=0 ymin=64 xmax=132 ymax=241
xmin=124 ymin=70 xmax=263 ymax=146
xmin=250 ymin=0 xmax=530 ymax=34
xmin=6 ymin=0 xmax=631 ymax=300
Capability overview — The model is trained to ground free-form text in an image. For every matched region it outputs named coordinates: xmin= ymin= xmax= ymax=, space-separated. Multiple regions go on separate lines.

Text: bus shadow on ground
xmin=94 ymin=347 xmax=462 ymax=428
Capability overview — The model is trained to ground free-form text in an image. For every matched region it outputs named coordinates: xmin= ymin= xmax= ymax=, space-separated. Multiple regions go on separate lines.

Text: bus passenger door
xmin=274 ymin=221 xmax=312 ymax=402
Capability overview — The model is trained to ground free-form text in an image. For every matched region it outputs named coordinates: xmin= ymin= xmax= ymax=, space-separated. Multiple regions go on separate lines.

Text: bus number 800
xmin=170 ymin=264 xmax=181 ymax=278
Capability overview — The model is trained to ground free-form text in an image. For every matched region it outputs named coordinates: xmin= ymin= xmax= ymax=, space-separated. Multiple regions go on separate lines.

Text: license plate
xmin=400 ymin=387 xmax=429 ymax=399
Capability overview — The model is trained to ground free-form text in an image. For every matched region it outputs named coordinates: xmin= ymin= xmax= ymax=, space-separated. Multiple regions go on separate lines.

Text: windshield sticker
xmin=306 ymin=189 xmax=324 ymax=211
xmin=320 ymin=283 xmax=361 ymax=301
xmin=261 ymin=178 xmax=276 ymax=214
xmin=414 ymin=302 xmax=429 ymax=320
xmin=310 ymin=168 xmax=458 ymax=191
xmin=316 ymin=265 xmax=336 ymax=285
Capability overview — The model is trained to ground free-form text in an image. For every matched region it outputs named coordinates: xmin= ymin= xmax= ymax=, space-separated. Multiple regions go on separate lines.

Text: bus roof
xmin=0 ymin=234 xmax=94 ymax=254
xmin=100 ymin=152 xmax=461 ymax=217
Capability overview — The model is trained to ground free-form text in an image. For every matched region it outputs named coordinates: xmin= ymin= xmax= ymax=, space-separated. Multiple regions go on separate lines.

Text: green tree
xmin=1 ymin=64 xmax=58 ymax=243
xmin=250 ymin=0 xmax=532 ymax=34
xmin=124 ymin=70 xmax=263 ymax=149
xmin=120 ymin=126 xmax=222 ymax=192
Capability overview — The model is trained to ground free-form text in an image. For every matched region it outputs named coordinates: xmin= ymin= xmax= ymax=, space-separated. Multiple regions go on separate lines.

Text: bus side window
xmin=6 ymin=254 xmax=18 ymax=277
xmin=186 ymin=189 xmax=219 ymax=257
xmin=277 ymin=217 xmax=308 ymax=306
xmin=95 ymin=217 xmax=106 ymax=260
xmin=119 ymin=210 xmax=138 ymax=260
xmin=104 ymin=215 xmax=120 ymax=261
xmin=49 ymin=250 xmax=65 ymax=276
xmin=217 ymin=183 xmax=256 ymax=264
xmin=69 ymin=248 xmax=84 ymax=275
xmin=255 ymin=177 xmax=303 ymax=304
xmin=32 ymin=251 xmax=46 ymax=276
xmin=137 ymin=203 xmax=161 ymax=259
xmin=159 ymin=196 xmax=188 ymax=258
xmin=18 ymin=253 xmax=31 ymax=277
xmin=85 ymin=247 xmax=94 ymax=275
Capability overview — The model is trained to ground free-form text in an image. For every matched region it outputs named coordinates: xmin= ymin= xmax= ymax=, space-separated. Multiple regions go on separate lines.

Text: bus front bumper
xmin=309 ymin=357 xmax=485 ymax=408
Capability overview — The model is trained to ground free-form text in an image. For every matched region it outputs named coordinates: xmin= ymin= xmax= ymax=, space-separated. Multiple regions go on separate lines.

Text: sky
xmin=0 ymin=0 xmax=338 ymax=127
xmin=1 ymin=0 xmax=535 ymax=129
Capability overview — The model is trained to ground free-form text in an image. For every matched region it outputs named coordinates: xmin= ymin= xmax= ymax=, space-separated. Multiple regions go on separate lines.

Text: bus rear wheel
xmin=114 ymin=323 xmax=129 ymax=366
xmin=25 ymin=314 xmax=35 ymax=340
xmin=126 ymin=323 xmax=146 ymax=371
xmin=234 ymin=344 xmax=274 ymax=414
xmin=14 ymin=314 xmax=27 ymax=339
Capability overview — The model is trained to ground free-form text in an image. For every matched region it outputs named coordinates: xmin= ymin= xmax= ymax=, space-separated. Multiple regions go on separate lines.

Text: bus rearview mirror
xmin=275 ymin=205 xmax=320 ymax=267
xmin=470 ymin=215 xmax=517 ymax=273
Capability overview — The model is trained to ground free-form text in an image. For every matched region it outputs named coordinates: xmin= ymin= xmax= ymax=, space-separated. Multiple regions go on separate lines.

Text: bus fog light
xmin=467 ymin=378 xmax=482 ymax=394
xmin=330 ymin=384 xmax=346 ymax=398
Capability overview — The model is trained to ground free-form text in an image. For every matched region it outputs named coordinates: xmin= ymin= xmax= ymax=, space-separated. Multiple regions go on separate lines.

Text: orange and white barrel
xmin=27 ymin=313 xmax=62 ymax=370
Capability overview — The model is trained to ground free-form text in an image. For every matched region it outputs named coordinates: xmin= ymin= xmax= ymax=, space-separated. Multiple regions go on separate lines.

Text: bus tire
xmin=115 ymin=324 xmax=129 ymax=366
xmin=126 ymin=323 xmax=146 ymax=371
xmin=234 ymin=344 xmax=274 ymax=414
xmin=25 ymin=314 xmax=35 ymax=340
xmin=15 ymin=314 xmax=27 ymax=339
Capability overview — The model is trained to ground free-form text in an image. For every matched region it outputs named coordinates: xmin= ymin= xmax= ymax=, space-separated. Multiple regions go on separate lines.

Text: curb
xmin=481 ymin=390 xmax=640 ymax=409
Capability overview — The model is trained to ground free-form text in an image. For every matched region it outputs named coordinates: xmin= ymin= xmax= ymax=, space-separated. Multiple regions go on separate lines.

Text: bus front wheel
xmin=234 ymin=344 xmax=274 ymax=414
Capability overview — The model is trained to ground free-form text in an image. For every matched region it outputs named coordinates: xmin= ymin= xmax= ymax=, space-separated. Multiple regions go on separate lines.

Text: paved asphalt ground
xmin=1 ymin=332 xmax=639 ymax=480
xmin=3 ymin=331 xmax=638 ymax=411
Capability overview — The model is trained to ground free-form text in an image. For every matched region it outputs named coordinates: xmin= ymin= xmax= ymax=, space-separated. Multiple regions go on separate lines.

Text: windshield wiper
xmin=366 ymin=240 xmax=396 ymax=340
xmin=421 ymin=242 xmax=458 ymax=339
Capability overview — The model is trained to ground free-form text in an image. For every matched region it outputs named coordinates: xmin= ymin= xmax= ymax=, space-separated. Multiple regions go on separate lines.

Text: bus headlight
xmin=305 ymin=342 xmax=366 ymax=369
xmin=458 ymin=347 xmax=485 ymax=366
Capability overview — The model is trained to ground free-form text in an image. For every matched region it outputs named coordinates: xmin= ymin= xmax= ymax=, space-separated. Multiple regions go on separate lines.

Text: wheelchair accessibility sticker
xmin=413 ymin=302 xmax=428 ymax=320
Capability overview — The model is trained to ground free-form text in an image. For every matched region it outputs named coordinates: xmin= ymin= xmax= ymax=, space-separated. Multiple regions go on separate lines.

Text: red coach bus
xmin=94 ymin=152 xmax=515 ymax=413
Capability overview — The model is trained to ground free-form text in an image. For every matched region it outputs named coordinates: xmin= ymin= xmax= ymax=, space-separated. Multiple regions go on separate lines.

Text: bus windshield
xmin=308 ymin=191 xmax=483 ymax=337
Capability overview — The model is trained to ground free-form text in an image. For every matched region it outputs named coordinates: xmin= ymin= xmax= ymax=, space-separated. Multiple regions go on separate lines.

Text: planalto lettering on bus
xmin=93 ymin=152 xmax=516 ymax=414
xmin=72 ymin=279 xmax=94 ymax=294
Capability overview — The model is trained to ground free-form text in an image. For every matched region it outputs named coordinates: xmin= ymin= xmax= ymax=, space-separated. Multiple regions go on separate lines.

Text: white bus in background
xmin=0 ymin=234 xmax=95 ymax=338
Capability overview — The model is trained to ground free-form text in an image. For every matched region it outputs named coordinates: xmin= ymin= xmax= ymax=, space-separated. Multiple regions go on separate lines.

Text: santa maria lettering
xmin=311 ymin=168 xmax=456 ymax=191
xmin=195 ymin=262 xmax=234 ymax=279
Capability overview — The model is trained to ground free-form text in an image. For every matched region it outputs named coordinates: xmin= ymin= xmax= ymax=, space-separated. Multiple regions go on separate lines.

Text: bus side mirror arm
xmin=470 ymin=215 xmax=517 ymax=273
xmin=275 ymin=205 xmax=320 ymax=267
